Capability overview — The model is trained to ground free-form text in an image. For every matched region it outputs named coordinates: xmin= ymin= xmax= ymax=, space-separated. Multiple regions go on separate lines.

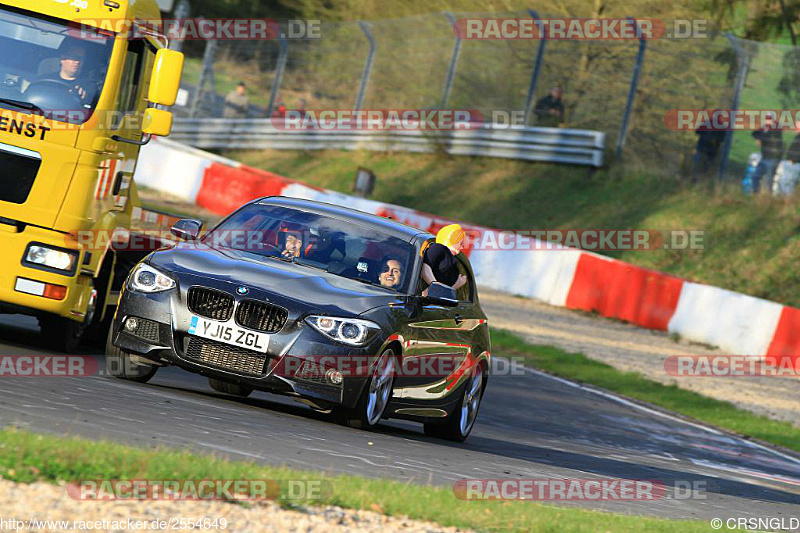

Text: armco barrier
xmin=133 ymin=138 xmax=800 ymax=358
xmin=169 ymin=119 xmax=606 ymax=167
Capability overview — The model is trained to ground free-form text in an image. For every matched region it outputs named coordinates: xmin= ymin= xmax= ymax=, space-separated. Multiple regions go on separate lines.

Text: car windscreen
xmin=204 ymin=204 xmax=416 ymax=293
xmin=0 ymin=6 xmax=114 ymax=124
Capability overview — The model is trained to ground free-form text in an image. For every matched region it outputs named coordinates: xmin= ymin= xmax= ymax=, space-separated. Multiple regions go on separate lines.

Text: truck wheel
xmin=38 ymin=316 xmax=84 ymax=353
xmin=208 ymin=378 xmax=253 ymax=397
xmin=104 ymin=327 xmax=157 ymax=383
xmin=423 ymin=363 xmax=485 ymax=443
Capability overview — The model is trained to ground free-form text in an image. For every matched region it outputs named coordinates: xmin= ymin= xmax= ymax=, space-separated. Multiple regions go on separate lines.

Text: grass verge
xmin=491 ymin=328 xmax=800 ymax=453
xmin=0 ymin=428 xmax=714 ymax=532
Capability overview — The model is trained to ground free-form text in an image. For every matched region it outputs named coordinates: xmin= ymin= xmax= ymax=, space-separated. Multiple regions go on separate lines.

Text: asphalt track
xmin=0 ymin=314 xmax=798 ymax=525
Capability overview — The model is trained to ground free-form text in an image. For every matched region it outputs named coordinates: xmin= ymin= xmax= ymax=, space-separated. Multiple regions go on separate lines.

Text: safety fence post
xmin=355 ymin=21 xmax=376 ymax=110
xmin=615 ymin=18 xmax=647 ymax=157
xmin=190 ymin=36 xmax=217 ymax=118
xmin=523 ymin=9 xmax=548 ymax=125
xmin=440 ymin=12 xmax=463 ymax=109
xmin=718 ymin=34 xmax=749 ymax=181
xmin=266 ymin=31 xmax=289 ymax=117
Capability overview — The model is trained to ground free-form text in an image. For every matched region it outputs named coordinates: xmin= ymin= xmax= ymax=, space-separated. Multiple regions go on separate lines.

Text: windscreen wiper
xmin=0 ymin=98 xmax=44 ymax=115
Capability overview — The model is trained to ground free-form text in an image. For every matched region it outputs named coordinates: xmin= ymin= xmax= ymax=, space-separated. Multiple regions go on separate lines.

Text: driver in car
xmin=32 ymin=42 xmax=94 ymax=104
xmin=281 ymin=228 xmax=304 ymax=259
xmin=378 ymin=256 xmax=403 ymax=289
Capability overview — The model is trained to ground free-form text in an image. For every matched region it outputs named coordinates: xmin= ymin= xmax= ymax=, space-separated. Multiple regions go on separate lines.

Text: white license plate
xmin=188 ymin=316 xmax=269 ymax=353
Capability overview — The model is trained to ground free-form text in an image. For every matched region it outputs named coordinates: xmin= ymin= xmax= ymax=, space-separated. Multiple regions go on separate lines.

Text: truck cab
xmin=0 ymin=0 xmax=183 ymax=351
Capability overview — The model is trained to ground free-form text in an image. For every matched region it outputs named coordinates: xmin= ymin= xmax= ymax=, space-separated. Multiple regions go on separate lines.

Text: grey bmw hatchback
xmin=108 ymin=197 xmax=490 ymax=442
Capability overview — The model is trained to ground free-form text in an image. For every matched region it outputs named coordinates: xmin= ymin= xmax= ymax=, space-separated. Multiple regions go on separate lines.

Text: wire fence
xmin=170 ymin=10 xmax=800 ymax=180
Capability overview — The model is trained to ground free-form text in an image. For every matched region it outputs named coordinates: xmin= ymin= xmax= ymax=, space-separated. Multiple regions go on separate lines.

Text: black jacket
xmin=752 ymin=128 xmax=784 ymax=159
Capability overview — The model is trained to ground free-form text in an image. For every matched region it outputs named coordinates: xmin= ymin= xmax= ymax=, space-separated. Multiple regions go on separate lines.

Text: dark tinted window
xmin=206 ymin=204 xmax=415 ymax=293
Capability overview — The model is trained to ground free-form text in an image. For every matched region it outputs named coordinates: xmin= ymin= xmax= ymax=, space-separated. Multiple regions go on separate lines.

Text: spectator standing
xmin=223 ymin=81 xmax=250 ymax=119
xmin=775 ymin=121 xmax=800 ymax=195
xmin=751 ymin=113 xmax=784 ymax=193
xmin=533 ymin=87 xmax=565 ymax=127
xmin=691 ymin=121 xmax=725 ymax=182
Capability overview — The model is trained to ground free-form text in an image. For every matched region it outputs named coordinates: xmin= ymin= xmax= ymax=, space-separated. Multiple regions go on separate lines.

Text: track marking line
xmin=505 ymin=359 xmax=800 ymax=468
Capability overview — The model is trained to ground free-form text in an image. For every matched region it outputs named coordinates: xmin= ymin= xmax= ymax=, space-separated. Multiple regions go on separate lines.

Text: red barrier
xmin=766 ymin=306 xmax=800 ymax=359
xmin=565 ymin=254 xmax=683 ymax=330
xmin=195 ymin=163 xmax=297 ymax=215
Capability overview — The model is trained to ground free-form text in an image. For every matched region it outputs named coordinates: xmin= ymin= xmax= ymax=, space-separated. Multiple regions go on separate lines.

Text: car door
xmin=394 ymin=252 xmax=476 ymax=401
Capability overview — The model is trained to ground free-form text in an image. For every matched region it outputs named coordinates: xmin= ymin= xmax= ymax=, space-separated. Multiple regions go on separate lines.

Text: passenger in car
xmin=421 ymin=224 xmax=467 ymax=296
xmin=378 ymin=256 xmax=404 ymax=289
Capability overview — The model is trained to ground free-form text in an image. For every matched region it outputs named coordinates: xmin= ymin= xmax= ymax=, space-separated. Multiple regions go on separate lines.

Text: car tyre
xmin=208 ymin=378 xmax=253 ymax=397
xmin=423 ymin=362 xmax=485 ymax=443
xmin=105 ymin=327 xmax=158 ymax=383
xmin=339 ymin=348 xmax=396 ymax=430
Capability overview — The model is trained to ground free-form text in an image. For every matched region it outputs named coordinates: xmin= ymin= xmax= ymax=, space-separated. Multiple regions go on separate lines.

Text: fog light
xmin=125 ymin=317 xmax=139 ymax=331
xmin=325 ymin=369 xmax=343 ymax=385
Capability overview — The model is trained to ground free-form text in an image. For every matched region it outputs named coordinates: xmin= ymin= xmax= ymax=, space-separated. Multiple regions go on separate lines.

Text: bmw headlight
xmin=129 ymin=263 xmax=176 ymax=293
xmin=305 ymin=316 xmax=380 ymax=346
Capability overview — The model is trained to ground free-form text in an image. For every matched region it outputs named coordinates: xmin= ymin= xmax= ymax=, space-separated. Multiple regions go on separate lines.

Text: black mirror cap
xmin=421 ymin=282 xmax=459 ymax=307
xmin=170 ymin=218 xmax=204 ymax=240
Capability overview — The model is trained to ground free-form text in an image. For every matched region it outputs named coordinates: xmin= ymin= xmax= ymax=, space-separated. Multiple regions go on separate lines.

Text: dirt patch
xmin=0 ymin=478 xmax=466 ymax=533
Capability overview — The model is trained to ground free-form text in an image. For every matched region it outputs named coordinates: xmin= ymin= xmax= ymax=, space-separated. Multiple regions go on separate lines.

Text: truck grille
xmin=185 ymin=337 xmax=266 ymax=376
xmin=0 ymin=145 xmax=41 ymax=204
xmin=235 ymin=299 xmax=288 ymax=333
xmin=187 ymin=287 xmax=234 ymax=321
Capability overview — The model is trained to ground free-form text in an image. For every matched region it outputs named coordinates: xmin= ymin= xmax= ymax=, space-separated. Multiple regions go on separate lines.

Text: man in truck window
xmin=28 ymin=41 xmax=96 ymax=107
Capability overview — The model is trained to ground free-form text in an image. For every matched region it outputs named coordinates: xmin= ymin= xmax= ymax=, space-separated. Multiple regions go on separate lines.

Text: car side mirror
xmin=171 ymin=218 xmax=203 ymax=240
xmin=420 ymin=282 xmax=459 ymax=307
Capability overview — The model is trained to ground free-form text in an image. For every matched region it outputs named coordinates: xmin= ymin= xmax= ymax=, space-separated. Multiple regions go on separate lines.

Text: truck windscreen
xmin=0 ymin=6 xmax=114 ymax=125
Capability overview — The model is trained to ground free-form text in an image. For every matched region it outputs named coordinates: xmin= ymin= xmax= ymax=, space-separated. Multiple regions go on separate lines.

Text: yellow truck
xmin=0 ymin=0 xmax=183 ymax=351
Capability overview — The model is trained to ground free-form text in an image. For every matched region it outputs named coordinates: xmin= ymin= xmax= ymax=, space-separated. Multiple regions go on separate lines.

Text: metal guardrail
xmin=170 ymin=119 xmax=606 ymax=167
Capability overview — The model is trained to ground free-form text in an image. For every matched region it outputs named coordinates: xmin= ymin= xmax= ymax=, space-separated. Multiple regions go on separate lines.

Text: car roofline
xmin=253 ymin=195 xmax=433 ymax=242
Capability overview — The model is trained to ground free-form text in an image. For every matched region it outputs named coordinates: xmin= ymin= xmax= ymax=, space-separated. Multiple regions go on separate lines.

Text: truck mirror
xmin=142 ymin=108 xmax=173 ymax=137
xmin=148 ymin=49 xmax=184 ymax=106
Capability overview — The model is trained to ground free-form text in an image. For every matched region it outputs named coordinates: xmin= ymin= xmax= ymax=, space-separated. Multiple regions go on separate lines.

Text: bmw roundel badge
xmin=236 ymin=286 xmax=249 ymax=295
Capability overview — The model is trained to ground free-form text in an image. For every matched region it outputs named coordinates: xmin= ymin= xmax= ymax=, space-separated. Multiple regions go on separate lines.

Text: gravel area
xmin=0 ymin=478 xmax=465 ymax=533
xmin=480 ymin=288 xmax=800 ymax=427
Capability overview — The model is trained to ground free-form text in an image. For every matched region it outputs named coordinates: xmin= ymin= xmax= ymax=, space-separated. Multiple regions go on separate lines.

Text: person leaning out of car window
xmin=421 ymin=224 xmax=468 ymax=297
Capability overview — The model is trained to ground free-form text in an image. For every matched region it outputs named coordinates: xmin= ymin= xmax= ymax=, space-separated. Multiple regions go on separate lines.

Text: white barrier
xmin=668 ymin=282 xmax=783 ymax=356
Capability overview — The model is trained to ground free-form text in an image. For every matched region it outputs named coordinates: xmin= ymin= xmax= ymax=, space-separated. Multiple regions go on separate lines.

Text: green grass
xmin=225 ymin=148 xmax=800 ymax=307
xmin=0 ymin=428 xmax=711 ymax=532
xmin=491 ymin=328 xmax=800 ymax=452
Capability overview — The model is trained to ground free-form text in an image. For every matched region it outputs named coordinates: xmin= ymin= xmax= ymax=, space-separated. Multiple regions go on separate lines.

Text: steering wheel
xmin=24 ymin=78 xmax=82 ymax=111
